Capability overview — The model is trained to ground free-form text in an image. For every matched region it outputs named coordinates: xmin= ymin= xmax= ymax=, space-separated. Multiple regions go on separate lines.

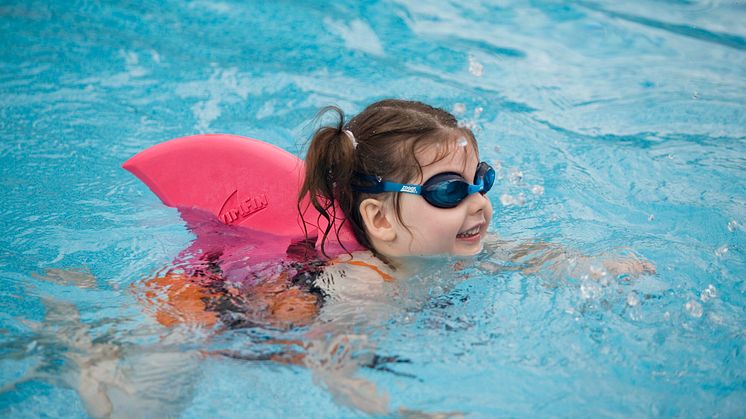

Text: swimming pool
xmin=1 ymin=0 xmax=744 ymax=416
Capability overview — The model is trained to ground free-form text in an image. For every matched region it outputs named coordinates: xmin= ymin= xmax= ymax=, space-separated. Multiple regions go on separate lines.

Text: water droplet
xmin=500 ymin=194 xmax=515 ymax=206
xmin=715 ymin=245 xmax=728 ymax=257
xmin=453 ymin=103 xmax=466 ymax=115
xmin=685 ymin=299 xmax=703 ymax=318
xmin=456 ymin=137 xmax=468 ymax=147
xmin=626 ymin=291 xmax=640 ymax=307
xmin=648 ymin=214 xmax=655 ymax=221
xmin=692 ymin=91 xmax=700 ymax=100
xmin=468 ymin=55 xmax=484 ymax=77
xmin=727 ymin=220 xmax=738 ymax=232
xmin=508 ymin=168 xmax=523 ymax=184
xmin=580 ymin=281 xmax=601 ymax=300
xmin=473 ymin=106 xmax=483 ymax=118
xmin=530 ymin=185 xmax=544 ymax=195
xmin=492 ymin=160 xmax=503 ymax=177
xmin=666 ymin=153 xmax=674 ymax=160
xmin=707 ymin=312 xmax=724 ymax=324
xmin=457 ymin=120 xmax=477 ymax=130
xmin=700 ymin=284 xmax=717 ymax=302
xmin=628 ymin=307 xmax=642 ymax=321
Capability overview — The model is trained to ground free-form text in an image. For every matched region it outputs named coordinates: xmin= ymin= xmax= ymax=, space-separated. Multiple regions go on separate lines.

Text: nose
xmin=466 ymin=190 xmax=492 ymax=215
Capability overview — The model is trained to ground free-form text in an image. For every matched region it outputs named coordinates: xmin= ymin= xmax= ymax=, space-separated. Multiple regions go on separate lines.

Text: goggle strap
xmin=384 ymin=183 xmax=421 ymax=194
xmin=353 ymin=174 xmax=423 ymax=195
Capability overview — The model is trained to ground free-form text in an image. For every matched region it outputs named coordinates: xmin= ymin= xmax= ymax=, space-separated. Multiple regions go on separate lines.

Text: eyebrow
xmin=422 ymin=160 xmax=479 ymax=182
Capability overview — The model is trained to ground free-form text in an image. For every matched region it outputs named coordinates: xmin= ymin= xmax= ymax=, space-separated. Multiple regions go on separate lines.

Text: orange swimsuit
xmin=139 ymin=256 xmax=394 ymax=329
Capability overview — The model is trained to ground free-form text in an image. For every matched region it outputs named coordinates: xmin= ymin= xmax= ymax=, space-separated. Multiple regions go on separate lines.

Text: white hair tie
xmin=344 ymin=129 xmax=358 ymax=149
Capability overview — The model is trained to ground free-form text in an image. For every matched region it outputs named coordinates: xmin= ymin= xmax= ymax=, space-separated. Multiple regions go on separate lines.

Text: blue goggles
xmin=353 ymin=162 xmax=495 ymax=209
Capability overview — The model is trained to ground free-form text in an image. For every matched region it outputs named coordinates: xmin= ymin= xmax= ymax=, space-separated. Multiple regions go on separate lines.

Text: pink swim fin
xmin=122 ymin=134 xmax=363 ymax=258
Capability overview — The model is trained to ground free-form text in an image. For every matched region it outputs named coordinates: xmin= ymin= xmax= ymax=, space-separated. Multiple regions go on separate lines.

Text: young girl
xmin=300 ymin=99 xmax=494 ymax=279
xmin=142 ymin=99 xmax=494 ymax=329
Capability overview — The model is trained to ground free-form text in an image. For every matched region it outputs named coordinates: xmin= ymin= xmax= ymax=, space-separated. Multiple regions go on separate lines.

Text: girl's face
xmin=387 ymin=142 xmax=493 ymax=258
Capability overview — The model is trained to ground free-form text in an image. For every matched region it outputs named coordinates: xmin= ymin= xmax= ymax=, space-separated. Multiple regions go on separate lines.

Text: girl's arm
xmin=481 ymin=234 xmax=656 ymax=279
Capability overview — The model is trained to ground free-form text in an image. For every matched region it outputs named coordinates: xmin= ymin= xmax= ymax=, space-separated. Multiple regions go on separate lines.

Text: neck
xmin=376 ymin=251 xmax=457 ymax=279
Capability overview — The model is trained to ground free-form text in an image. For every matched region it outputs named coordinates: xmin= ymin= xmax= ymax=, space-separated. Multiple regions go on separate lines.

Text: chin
xmin=453 ymin=242 xmax=484 ymax=256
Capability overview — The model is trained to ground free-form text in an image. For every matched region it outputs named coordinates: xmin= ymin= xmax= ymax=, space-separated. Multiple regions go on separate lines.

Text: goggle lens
xmin=422 ymin=175 xmax=470 ymax=208
xmin=421 ymin=162 xmax=495 ymax=208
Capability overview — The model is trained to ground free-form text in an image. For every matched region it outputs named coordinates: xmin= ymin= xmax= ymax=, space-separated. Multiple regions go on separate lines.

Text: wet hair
xmin=298 ymin=99 xmax=478 ymax=258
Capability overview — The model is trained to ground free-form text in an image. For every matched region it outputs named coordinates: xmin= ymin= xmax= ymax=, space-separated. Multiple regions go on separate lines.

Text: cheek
xmin=399 ymin=198 xmax=463 ymax=237
xmin=398 ymin=196 xmax=432 ymax=228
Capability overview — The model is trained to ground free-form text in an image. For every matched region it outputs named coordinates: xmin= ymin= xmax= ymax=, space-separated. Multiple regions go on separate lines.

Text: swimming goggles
xmin=353 ymin=162 xmax=495 ymax=209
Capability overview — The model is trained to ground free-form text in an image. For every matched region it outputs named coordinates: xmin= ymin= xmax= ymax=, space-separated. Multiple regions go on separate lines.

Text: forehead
xmin=415 ymin=138 xmax=479 ymax=178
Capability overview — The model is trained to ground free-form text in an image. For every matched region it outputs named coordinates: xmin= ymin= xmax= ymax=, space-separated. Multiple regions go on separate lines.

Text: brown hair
xmin=298 ymin=99 xmax=478 ymax=257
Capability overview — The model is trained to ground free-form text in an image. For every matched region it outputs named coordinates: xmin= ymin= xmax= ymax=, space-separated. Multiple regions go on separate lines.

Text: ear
xmin=359 ymin=198 xmax=396 ymax=242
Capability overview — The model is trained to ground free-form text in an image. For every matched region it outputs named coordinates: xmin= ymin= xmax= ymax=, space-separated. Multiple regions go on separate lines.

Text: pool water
xmin=1 ymin=0 xmax=745 ymax=417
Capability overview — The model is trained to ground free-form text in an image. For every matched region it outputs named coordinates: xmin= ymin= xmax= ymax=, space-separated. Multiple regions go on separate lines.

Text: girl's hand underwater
xmin=602 ymin=255 xmax=657 ymax=279
xmin=479 ymin=235 xmax=656 ymax=281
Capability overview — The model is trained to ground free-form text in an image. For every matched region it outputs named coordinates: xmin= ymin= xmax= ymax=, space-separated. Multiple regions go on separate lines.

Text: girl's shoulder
xmin=327 ymin=250 xmax=396 ymax=281
xmin=314 ymin=251 xmax=396 ymax=301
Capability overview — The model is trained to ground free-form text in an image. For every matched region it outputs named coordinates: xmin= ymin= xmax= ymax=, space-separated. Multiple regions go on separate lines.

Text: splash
xmin=468 ymin=54 xmax=484 ymax=77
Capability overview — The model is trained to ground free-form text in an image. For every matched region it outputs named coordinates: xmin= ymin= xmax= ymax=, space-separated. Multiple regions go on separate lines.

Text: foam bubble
xmin=715 ymin=245 xmax=728 ymax=257
xmin=700 ymin=284 xmax=717 ymax=302
xmin=499 ymin=194 xmax=515 ymax=206
xmin=685 ymin=299 xmax=703 ymax=318
xmin=580 ymin=281 xmax=601 ymax=300
xmin=499 ymin=193 xmax=525 ymax=206
xmin=468 ymin=55 xmax=484 ymax=77
xmin=626 ymin=291 xmax=640 ymax=307
xmin=530 ymin=185 xmax=544 ymax=196
xmin=492 ymin=160 xmax=503 ymax=178
xmin=508 ymin=168 xmax=523 ymax=185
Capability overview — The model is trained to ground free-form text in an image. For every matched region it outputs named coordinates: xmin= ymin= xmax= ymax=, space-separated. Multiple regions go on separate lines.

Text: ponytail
xmin=298 ymin=106 xmax=365 ymax=257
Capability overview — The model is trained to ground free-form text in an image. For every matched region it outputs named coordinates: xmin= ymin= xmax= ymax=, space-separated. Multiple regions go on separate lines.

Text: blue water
xmin=1 ymin=0 xmax=745 ymax=417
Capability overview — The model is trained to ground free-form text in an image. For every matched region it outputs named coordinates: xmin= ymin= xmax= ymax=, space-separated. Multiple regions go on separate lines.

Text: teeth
xmin=457 ymin=225 xmax=480 ymax=237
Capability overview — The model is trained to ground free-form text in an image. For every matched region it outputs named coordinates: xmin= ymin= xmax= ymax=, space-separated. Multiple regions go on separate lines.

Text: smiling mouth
xmin=457 ymin=224 xmax=481 ymax=239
